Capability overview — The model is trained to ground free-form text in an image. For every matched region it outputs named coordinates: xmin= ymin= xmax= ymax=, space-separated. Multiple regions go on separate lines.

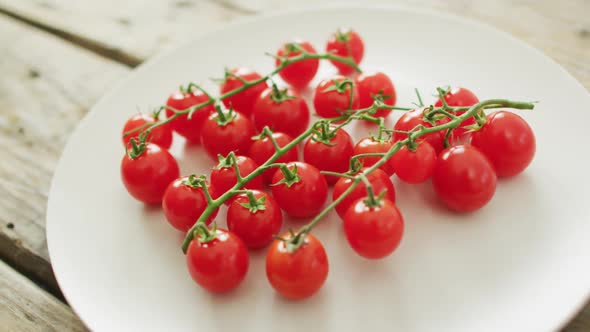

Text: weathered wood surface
xmin=0 ymin=0 xmax=587 ymax=88
xmin=0 ymin=13 xmax=128 ymax=295
xmin=0 ymin=0 xmax=588 ymax=330
xmin=0 ymin=259 xmax=87 ymax=331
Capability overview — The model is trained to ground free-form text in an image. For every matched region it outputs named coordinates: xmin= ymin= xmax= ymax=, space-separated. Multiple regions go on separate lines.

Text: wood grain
xmin=0 ymin=259 xmax=87 ymax=331
xmin=0 ymin=0 xmax=587 ymax=89
xmin=0 ymin=14 xmax=128 ymax=294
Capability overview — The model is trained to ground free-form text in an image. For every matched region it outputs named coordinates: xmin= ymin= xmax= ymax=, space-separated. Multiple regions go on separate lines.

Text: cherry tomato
xmin=252 ymin=86 xmax=310 ymax=138
xmin=332 ymin=168 xmax=395 ymax=219
xmin=227 ymin=190 xmax=282 ymax=249
xmin=434 ymin=87 xmax=479 ymax=139
xmin=433 ymin=145 xmax=497 ymax=212
xmin=313 ymin=76 xmax=359 ymax=119
xmin=303 ymin=126 xmax=354 ymax=184
xmin=471 ymin=111 xmax=535 ymax=177
xmin=271 ymin=162 xmax=328 ymax=218
xmin=186 ymin=228 xmax=249 ymax=293
xmin=266 ymin=232 xmax=328 ymax=300
xmin=275 ymin=41 xmax=319 ymax=89
xmin=210 ymin=156 xmax=263 ymax=201
xmin=355 ymin=72 xmax=396 ymax=118
xmin=393 ymin=108 xmax=445 ymax=154
xmin=219 ymin=67 xmax=268 ymax=117
xmin=248 ymin=132 xmax=299 ymax=184
xmin=390 ymin=141 xmax=436 ymax=184
xmin=122 ymin=113 xmax=172 ymax=149
xmin=162 ymin=176 xmax=219 ymax=231
xmin=343 ymin=198 xmax=404 ymax=259
xmin=200 ymin=109 xmax=256 ymax=160
xmin=352 ymin=136 xmax=395 ymax=175
xmin=326 ymin=29 xmax=364 ymax=75
xmin=165 ymin=89 xmax=215 ymax=143
xmin=121 ymin=143 xmax=179 ymax=204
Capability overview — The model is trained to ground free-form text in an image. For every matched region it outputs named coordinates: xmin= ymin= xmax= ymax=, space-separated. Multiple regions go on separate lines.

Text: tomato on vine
xmin=200 ymin=106 xmax=256 ymax=160
xmin=393 ymin=108 xmax=445 ymax=153
xmin=434 ymin=87 xmax=479 ymax=139
xmin=271 ymin=162 xmax=328 ymax=218
xmin=356 ymin=72 xmax=396 ymax=118
xmin=275 ymin=41 xmax=319 ymax=89
xmin=220 ymin=67 xmax=268 ymax=116
xmin=326 ymin=29 xmax=364 ymax=75
xmin=121 ymin=142 xmax=179 ymax=204
xmin=303 ymin=124 xmax=354 ymax=184
xmin=433 ymin=145 xmax=497 ymax=212
xmin=252 ymin=85 xmax=310 ymax=138
xmin=313 ymin=76 xmax=359 ymax=119
xmin=343 ymin=197 xmax=404 ymax=259
xmin=186 ymin=226 xmax=249 ymax=293
xmin=122 ymin=113 xmax=172 ymax=149
xmin=226 ymin=190 xmax=282 ymax=249
xmin=266 ymin=232 xmax=328 ymax=300
xmin=162 ymin=175 xmax=218 ymax=232
xmin=332 ymin=167 xmax=395 ymax=219
xmin=210 ymin=154 xmax=263 ymax=202
xmin=352 ymin=136 xmax=395 ymax=175
xmin=165 ymin=87 xmax=215 ymax=143
xmin=390 ymin=141 xmax=436 ymax=184
xmin=471 ymin=111 xmax=535 ymax=177
xmin=248 ymin=131 xmax=299 ymax=184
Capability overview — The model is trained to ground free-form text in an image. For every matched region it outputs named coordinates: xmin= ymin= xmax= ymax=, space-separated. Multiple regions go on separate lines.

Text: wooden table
xmin=0 ymin=0 xmax=588 ymax=330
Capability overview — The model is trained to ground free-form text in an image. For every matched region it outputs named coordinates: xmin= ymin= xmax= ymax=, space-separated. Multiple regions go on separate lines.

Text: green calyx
xmin=240 ymin=192 xmax=267 ymax=213
xmin=284 ymin=42 xmax=302 ymax=55
xmin=362 ymin=188 xmax=385 ymax=209
xmin=335 ymin=29 xmax=351 ymax=43
xmin=127 ymin=134 xmax=147 ymax=159
xmin=193 ymin=221 xmax=217 ymax=244
xmin=322 ymin=78 xmax=354 ymax=95
xmin=270 ymin=82 xmax=296 ymax=104
xmin=272 ymin=164 xmax=301 ymax=187
xmin=213 ymin=105 xmax=236 ymax=126
xmin=276 ymin=229 xmax=308 ymax=253
xmin=311 ymin=122 xmax=337 ymax=145
xmin=215 ymin=152 xmax=236 ymax=170
xmin=181 ymin=174 xmax=207 ymax=189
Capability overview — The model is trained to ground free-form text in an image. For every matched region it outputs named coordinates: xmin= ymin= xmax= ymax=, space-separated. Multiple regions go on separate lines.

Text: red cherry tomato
xmin=352 ymin=136 xmax=395 ymax=175
xmin=390 ymin=141 xmax=437 ymax=184
xmin=393 ymin=108 xmax=445 ymax=154
xmin=162 ymin=177 xmax=219 ymax=231
xmin=343 ymin=198 xmax=404 ymax=259
xmin=122 ymin=113 xmax=172 ymax=149
xmin=356 ymin=72 xmax=396 ymax=118
xmin=186 ymin=228 xmax=249 ymax=293
xmin=332 ymin=168 xmax=395 ymax=219
xmin=326 ymin=29 xmax=364 ymax=75
xmin=220 ymin=67 xmax=268 ymax=116
xmin=165 ymin=89 xmax=215 ymax=143
xmin=303 ymin=126 xmax=354 ymax=184
xmin=248 ymin=132 xmax=299 ymax=184
xmin=271 ymin=162 xmax=328 ymax=218
xmin=227 ymin=190 xmax=282 ymax=249
xmin=434 ymin=87 xmax=479 ymax=139
xmin=313 ymin=76 xmax=359 ymax=119
xmin=432 ymin=145 xmax=497 ymax=212
xmin=471 ymin=111 xmax=535 ymax=177
xmin=275 ymin=41 xmax=319 ymax=89
xmin=200 ymin=109 xmax=256 ymax=160
xmin=121 ymin=143 xmax=179 ymax=204
xmin=266 ymin=232 xmax=328 ymax=300
xmin=252 ymin=87 xmax=310 ymax=138
xmin=210 ymin=156 xmax=263 ymax=201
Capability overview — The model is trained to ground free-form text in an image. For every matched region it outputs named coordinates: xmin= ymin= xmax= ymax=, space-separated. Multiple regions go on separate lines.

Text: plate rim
xmin=46 ymin=4 xmax=590 ymax=331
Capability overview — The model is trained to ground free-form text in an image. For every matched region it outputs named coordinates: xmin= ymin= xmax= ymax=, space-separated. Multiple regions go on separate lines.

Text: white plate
xmin=47 ymin=5 xmax=590 ymax=332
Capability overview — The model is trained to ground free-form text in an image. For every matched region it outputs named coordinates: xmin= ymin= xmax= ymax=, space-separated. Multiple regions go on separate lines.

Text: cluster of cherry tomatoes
xmin=120 ymin=28 xmax=536 ymax=300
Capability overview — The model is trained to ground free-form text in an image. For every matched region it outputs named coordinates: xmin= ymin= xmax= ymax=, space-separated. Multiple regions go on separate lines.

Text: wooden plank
xmin=0 ymin=0 xmax=253 ymax=66
xmin=0 ymin=14 xmax=128 ymax=294
xmin=0 ymin=259 xmax=87 ymax=331
xmin=0 ymin=0 xmax=587 ymax=90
